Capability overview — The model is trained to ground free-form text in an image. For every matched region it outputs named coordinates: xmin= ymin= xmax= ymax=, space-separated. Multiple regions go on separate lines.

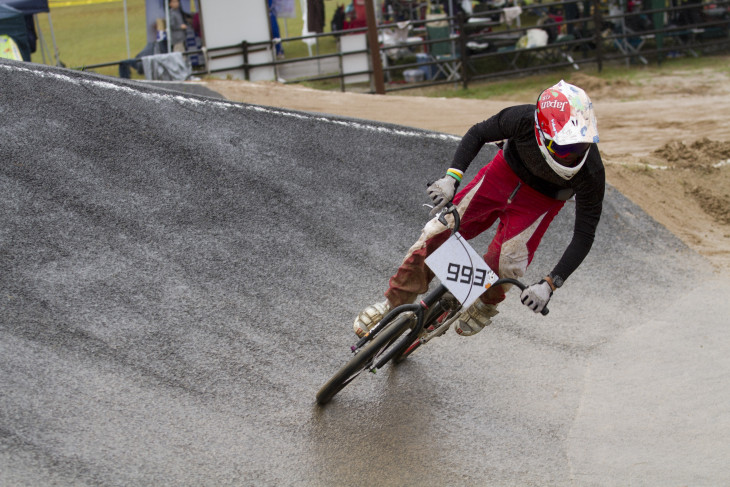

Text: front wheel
xmin=316 ymin=313 xmax=414 ymax=405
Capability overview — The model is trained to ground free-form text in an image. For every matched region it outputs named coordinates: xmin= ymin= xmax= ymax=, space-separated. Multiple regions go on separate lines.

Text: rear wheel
xmin=316 ymin=313 xmax=414 ymax=405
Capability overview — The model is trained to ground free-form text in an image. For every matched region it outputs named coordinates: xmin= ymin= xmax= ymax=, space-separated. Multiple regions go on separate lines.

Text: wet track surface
xmin=1 ymin=60 xmax=729 ymax=486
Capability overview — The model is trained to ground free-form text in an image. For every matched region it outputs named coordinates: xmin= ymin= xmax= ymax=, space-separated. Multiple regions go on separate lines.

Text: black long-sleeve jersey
xmin=449 ymin=104 xmax=605 ymax=285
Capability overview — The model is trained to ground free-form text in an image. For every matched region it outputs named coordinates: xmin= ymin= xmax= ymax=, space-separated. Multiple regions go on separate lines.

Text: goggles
xmin=546 ymin=139 xmax=590 ymax=158
xmin=541 ymin=132 xmax=591 ymax=166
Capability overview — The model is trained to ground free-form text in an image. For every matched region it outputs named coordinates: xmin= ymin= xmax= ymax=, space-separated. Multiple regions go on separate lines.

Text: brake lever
xmin=438 ymin=203 xmax=459 ymax=230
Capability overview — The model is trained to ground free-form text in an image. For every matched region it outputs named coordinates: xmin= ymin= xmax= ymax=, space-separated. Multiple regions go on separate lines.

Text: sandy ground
xmin=197 ymin=68 xmax=730 ymax=272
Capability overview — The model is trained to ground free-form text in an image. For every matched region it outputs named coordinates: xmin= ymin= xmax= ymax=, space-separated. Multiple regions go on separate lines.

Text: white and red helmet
xmin=535 ymin=80 xmax=599 ymax=180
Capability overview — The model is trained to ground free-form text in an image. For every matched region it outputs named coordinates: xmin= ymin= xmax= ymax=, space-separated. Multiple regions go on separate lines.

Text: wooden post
xmin=242 ymin=41 xmax=250 ymax=80
xmin=364 ymin=0 xmax=385 ymax=94
xmin=457 ymin=12 xmax=468 ymax=89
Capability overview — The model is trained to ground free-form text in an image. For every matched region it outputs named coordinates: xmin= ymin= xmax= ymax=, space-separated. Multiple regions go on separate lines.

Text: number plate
xmin=425 ymin=233 xmax=498 ymax=309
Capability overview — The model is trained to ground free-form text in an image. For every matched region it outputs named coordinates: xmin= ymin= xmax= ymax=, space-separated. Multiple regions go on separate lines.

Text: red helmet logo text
xmin=537 ymin=90 xmax=571 ymax=138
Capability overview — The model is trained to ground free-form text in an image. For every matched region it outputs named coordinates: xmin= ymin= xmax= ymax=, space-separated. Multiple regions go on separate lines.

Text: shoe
xmin=455 ymin=301 xmax=498 ymax=336
xmin=353 ymin=300 xmax=391 ymax=338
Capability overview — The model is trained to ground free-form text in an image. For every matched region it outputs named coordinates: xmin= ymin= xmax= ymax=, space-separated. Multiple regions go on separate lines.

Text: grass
xmin=275 ymin=0 xmax=341 ymax=59
xmin=427 ymin=53 xmax=730 ymax=100
xmin=290 ymin=49 xmax=730 ymax=99
xmin=32 ymin=0 xmax=148 ymax=77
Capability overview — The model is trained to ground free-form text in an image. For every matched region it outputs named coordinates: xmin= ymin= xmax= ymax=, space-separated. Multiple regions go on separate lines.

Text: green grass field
xmin=275 ymin=0 xmax=341 ymax=59
xmin=30 ymin=0 xmax=342 ymax=76
xmin=32 ymin=0 xmax=148 ymax=76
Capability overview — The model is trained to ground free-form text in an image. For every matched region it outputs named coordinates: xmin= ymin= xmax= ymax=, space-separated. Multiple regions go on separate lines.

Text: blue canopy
xmin=0 ymin=0 xmax=48 ymax=15
xmin=0 ymin=3 xmax=22 ymax=19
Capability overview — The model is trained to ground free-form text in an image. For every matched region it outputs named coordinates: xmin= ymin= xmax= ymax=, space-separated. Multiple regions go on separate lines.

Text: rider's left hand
xmin=520 ymin=279 xmax=553 ymax=313
xmin=427 ymin=176 xmax=458 ymax=217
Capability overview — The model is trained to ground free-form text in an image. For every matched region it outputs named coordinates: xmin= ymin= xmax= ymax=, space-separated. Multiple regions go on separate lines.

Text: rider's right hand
xmin=427 ymin=175 xmax=458 ymax=217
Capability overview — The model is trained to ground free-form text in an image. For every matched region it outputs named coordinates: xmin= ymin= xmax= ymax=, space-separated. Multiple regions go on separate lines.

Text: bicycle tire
xmin=316 ymin=313 xmax=414 ymax=405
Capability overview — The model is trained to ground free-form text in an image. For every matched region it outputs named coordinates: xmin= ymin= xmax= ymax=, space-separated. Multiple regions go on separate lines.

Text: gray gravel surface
xmin=1 ymin=59 xmax=728 ymax=486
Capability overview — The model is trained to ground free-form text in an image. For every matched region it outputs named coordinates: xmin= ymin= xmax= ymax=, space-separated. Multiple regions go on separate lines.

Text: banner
xmin=272 ymin=0 xmax=294 ymax=18
xmin=49 ymin=0 xmax=119 ymax=6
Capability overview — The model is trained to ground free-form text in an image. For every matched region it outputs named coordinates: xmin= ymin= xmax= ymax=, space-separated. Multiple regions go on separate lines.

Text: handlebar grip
xmin=492 ymin=278 xmax=549 ymax=316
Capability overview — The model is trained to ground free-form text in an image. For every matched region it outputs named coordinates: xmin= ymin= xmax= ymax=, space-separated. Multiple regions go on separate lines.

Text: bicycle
xmin=316 ymin=204 xmax=549 ymax=406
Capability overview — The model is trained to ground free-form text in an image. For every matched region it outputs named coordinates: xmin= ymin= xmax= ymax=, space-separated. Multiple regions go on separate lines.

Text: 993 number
xmin=446 ymin=263 xmax=487 ymax=287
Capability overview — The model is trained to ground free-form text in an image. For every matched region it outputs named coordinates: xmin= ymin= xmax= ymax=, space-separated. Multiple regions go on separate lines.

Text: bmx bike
xmin=316 ymin=204 xmax=549 ymax=405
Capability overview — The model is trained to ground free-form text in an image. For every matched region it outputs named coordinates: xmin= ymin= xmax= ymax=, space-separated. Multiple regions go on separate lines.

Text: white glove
xmin=427 ymin=176 xmax=457 ymax=217
xmin=520 ymin=279 xmax=553 ymax=313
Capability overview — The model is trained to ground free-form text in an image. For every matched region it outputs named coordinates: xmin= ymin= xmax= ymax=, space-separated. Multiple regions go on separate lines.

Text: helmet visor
xmin=546 ymin=139 xmax=591 ymax=166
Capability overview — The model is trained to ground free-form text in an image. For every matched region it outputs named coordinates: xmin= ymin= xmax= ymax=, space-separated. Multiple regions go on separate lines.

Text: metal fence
xmin=79 ymin=0 xmax=730 ymax=92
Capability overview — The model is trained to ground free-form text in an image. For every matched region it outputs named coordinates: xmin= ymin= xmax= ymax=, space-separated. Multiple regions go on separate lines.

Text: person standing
xmin=169 ymin=0 xmax=188 ymax=53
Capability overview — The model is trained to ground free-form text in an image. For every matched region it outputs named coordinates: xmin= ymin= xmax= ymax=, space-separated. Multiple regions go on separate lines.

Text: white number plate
xmin=425 ymin=233 xmax=498 ymax=309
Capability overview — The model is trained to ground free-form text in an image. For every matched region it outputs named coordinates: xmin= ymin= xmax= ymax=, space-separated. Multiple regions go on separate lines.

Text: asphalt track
xmin=1 ymin=59 xmax=729 ymax=486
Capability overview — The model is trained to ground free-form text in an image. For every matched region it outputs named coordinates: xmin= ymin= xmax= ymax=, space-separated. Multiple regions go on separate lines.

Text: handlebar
xmin=433 ymin=205 xmax=549 ymax=316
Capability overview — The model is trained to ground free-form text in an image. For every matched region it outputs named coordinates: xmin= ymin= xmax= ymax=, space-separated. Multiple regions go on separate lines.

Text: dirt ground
xmin=197 ymin=68 xmax=730 ymax=272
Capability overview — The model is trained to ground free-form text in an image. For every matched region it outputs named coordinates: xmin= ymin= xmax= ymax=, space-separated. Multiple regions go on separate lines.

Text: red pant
xmin=385 ymin=151 xmax=565 ymax=306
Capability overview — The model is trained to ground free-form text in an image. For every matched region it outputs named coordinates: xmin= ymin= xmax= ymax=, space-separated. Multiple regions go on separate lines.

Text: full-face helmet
xmin=535 ymin=80 xmax=599 ymax=180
